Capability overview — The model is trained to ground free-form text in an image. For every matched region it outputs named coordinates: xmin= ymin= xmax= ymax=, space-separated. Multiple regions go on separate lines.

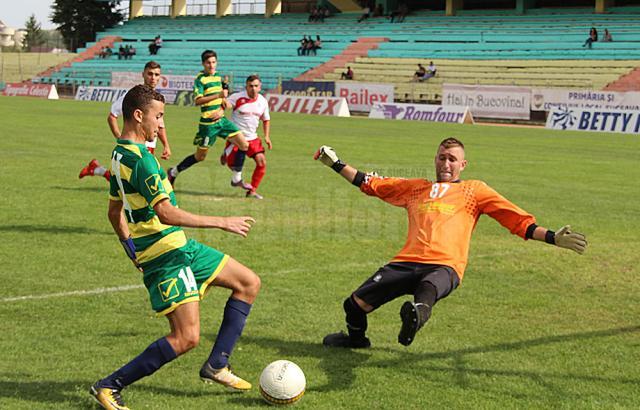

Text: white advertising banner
xmin=112 ymin=72 xmax=193 ymax=90
xmin=443 ymin=83 xmax=530 ymax=120
xmin=3 ymin=83 xmax=58 ymax=99
xmin=75 ymin=86 xmax=178 ymax=103
xmin=335 ymin=81 xmax=394 ymax=112
xmin=531 ymin=88 xmax=640 ymax=112
xmin=266 ymin=94 xmax=350 ymax=117
xmin=75 ymin=86 xmax=128 ymax=102
xmin=546 ymin=107 xmax=640 ymax=134
xmin=369 ymin=103 xmax=474 ymax=124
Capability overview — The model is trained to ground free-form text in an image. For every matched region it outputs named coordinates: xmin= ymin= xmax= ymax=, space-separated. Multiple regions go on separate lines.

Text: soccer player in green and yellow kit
xmin=168 ymin=50 xmax=252 ymax=191
xmin=90 ymin=85 xmax=260 ymax=410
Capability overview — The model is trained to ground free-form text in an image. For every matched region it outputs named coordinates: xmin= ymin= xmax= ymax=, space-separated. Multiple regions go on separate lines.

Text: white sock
xmin=94 ymin=166 xmax=106 ymax=176
xmin=169 ymin=167 xmax=178 ymax=177
xmin=231 ymin=171 xmax=242 ymax=183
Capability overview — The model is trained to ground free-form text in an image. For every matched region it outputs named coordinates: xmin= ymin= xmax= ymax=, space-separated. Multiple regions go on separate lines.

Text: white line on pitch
xmin=2 ymin=253 xmax=519 ymax=303
xmin=1 ymin=284 xmax=144 ymax=302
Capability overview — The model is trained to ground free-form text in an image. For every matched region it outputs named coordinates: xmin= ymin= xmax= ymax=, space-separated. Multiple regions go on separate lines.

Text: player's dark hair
xmin=144 ymin=60 xmax=161 ymax=70
xmin=246 ymin=74 xmax=261 ymax=83
xmin=122 ymin=84 xmax=165 ymax=121
xmin=201 ymin=49 xmax=217 ymax=62
xmin=439 ymin=137 xmax=464 ymax=149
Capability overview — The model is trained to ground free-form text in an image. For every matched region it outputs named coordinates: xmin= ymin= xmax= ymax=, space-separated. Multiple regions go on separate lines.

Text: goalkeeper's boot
xmin=200 ymin=362 xmax=252 ymax=391
xmin=90 ymin=381 xmax=130 ymax=410
xmin=398 ymin=301 xmax=431 ymax=346
xmin=322 ymin=331 xmax=370 ymax=349
xmin=231 ymin=180 xmax=253 ymax=191
xmin=79 ymin=159 xmax=100 ymax=179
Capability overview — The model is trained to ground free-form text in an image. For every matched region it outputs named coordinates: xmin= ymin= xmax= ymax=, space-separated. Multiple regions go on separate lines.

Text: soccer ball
xmin=259 ymin=360 xmax=306 ymax=405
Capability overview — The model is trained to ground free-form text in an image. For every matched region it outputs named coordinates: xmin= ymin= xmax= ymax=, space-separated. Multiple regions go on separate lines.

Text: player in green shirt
xmin=168 ymin=50 xmax=253 ymax=192
xmin=90 ymin=85 xmax=260 ymax=410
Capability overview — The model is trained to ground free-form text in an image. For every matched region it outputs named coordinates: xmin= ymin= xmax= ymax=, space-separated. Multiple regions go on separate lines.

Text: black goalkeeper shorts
xmin=353 ymin=262 xmax=459 ymax=309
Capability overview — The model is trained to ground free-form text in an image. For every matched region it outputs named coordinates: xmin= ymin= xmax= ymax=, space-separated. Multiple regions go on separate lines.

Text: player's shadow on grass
xmin=0 ymin=224 xmax=111 ymax=235
xmin=0 ymin=378 xmax=90 ymax=408
xmin=0 ymin=377 xmax=241 ymax=408
xmin=372 ymin=325 xmax=640 ymax=391
xmin=239 ymin=335 xmax=371 ymax=393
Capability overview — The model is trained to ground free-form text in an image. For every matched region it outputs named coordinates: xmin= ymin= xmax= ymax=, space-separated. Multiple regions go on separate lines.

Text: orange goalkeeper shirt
xmin=361 ymin=177 xmax=536 ymax=282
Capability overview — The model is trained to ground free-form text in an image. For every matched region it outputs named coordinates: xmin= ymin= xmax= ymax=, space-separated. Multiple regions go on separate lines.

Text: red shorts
xmin=224 ymin=139 xmax=265 ymax=167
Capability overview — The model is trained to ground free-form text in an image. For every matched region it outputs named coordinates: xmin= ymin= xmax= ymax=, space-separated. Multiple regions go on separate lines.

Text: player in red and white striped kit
xmin=221 ymin=75 xmax=271 ymax=199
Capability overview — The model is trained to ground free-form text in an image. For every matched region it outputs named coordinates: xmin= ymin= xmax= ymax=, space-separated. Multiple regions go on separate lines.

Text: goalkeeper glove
xmin=314 ymin=145 xmax=346 ymax=173
xmin=121 ymin=236 xmax=143 ymax=272
xmin=554 ymin=225 xmax=587 ymax=255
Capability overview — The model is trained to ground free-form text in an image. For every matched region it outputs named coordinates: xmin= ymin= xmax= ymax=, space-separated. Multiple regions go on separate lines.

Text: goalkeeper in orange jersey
xmin=314 ymin=138 xmax=587 ymax=348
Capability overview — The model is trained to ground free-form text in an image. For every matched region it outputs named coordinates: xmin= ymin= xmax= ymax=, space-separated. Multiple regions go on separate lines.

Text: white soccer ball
xmin=259 ymin=360 xmax=306 ymax=405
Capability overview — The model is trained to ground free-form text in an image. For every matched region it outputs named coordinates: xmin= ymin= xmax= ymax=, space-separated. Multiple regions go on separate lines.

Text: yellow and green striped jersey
xmin=109 ymin=139 xmax=187 ymax=264
xmin=194 ymin=70 xmax=224 ymax=125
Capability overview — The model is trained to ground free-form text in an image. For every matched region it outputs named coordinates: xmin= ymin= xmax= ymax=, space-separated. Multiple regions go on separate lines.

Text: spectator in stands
xmin=314 ymin=35 xmax=323 ymax=53
xmin=373 ymin=4 xmax=384 ymax=17
xmin=309 ymin=6 xmax=319 ymax=22
xmin=154 ymin=35 xmax=163 ymax=54
xmin=118 ymin=45 xmax=126 ymax=60
xmin=318 ymin=6 xmax=330 ymax=22
xmin=305 ymin=35 xmax=315 ymax=55
xmin=412 ymin=64 xmax=427 ymax=82
xmin=127 ymin=44 xmax=137 ymax=59
xmin=99 ymin=46 xmax=112 ymax=59
xmin=322 ymin=6 xmax=331 ymax=22
xmin=357 ymin=2 xmax=371 ymax=23
xmin=603 ymin=28 xmax=613 ymax=42
xmin=298 ymin=36 xmax=308 ymax=56
xmin=149 ymin=41 xmax=157 ymax=55
xmin=341 ymin=66 xmax=354 ymax=80
xmin=582 ymin=27 xmax=598 ymax=49
xmin=389 ymin=3 xmax=408 ymax=23
xmin=424 ymin=61 xmax=437 ymax=80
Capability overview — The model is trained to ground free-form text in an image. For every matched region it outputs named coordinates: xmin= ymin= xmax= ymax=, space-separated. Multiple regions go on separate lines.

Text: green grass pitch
xmin=0 ymin=96 xmax=638 ymax=409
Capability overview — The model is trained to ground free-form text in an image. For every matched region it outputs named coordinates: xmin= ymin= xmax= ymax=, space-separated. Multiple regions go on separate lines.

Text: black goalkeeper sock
xmin=344 ymin=296 xmax=368 ymax=340
xmin=414 ymin=281 xmax=436 ymax=328
xmin=177 ymin=154 xmax=198 ymax=172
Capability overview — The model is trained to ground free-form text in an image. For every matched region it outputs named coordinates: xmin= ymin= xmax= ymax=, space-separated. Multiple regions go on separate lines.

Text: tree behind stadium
xmin=51 ymin=0 xmax=123 ymax=52
xmin=23 ymin=14 xmax=46 ymax=51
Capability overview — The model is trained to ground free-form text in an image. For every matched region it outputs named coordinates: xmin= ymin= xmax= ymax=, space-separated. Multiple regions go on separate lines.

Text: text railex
xmin=268 ymin=96 xmax=341 ymax=115
xmin=338 ymin=88 xmax=388 ymax=105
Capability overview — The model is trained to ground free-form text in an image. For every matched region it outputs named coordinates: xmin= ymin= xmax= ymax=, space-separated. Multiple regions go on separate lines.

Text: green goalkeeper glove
xmin=314 ymin=145 xmax=340 ymax=167
xmin=554 ymin=225 xmax=587 ymax=254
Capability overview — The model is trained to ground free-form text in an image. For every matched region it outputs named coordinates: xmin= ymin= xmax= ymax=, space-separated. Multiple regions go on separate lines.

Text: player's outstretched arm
xmin=157 ymin=127 xmax=171 ymax=160
xmin=107 ymin=114 xmax=121 ymax=139
xmin=108 ymin=199 xmax=143 ymax=272
xmin=153 ymin=199 xmax=254 ymax=237
xmin=528 ymin=224 xmax=587 ymax=254
xmin=313 ymin=145 xmax=359 ymax=184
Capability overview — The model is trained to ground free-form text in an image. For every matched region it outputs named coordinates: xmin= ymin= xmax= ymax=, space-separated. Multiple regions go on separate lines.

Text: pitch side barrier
xmin=265 ymin=94 xmax=350 ymax=117
xmin=369 ymin=103 xmax=474 ymax=124
xmin=3 ymin=83 xmax=59 ymax=99
xmin=281 ymin=81 xmax=394 ymax=113
xmin=547 ymin=107 xmax=640 ymax=134
xmin=75 ymin=86 xmax=179 ymax=104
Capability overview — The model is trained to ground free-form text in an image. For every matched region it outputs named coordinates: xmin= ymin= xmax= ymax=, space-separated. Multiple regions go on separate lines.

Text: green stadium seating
xmin=34 ymin=9 xmax=640 ymax=96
